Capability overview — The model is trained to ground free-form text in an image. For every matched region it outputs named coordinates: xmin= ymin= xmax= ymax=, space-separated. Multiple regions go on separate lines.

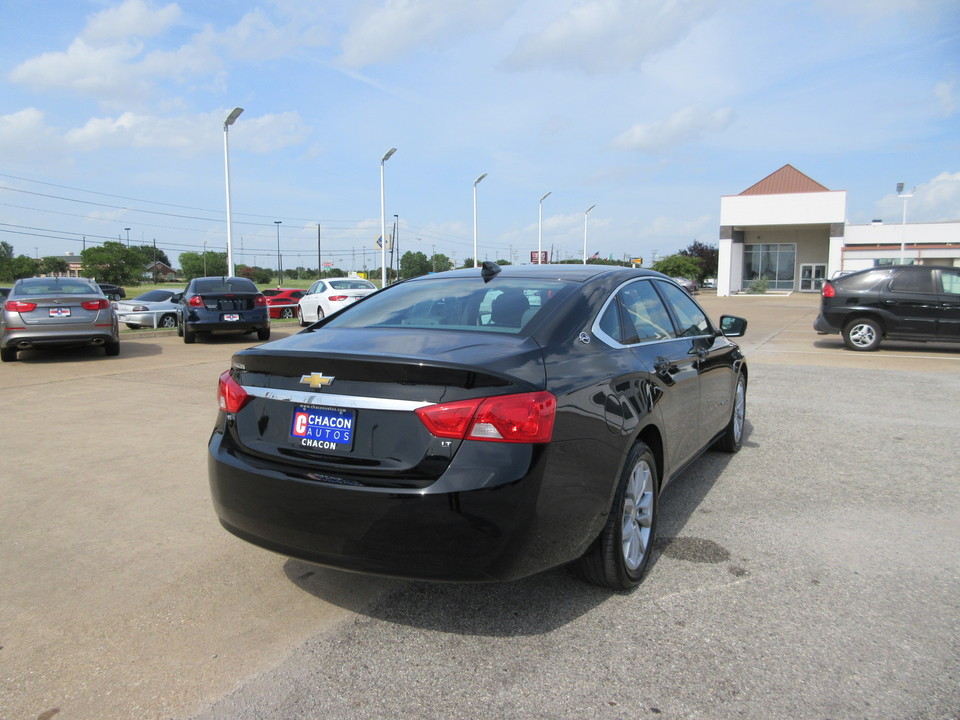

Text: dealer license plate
xmin=223 ymin=313 xmax=240 ymax=321
xmin=49 ymin=307 xmax=71 ymax=318
xmin=290 ymin=405 xmax=355 ymax=451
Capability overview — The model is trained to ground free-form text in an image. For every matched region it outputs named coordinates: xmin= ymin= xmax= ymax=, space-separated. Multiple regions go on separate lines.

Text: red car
xmin=262 ymin=288 xmax=304 ymax=319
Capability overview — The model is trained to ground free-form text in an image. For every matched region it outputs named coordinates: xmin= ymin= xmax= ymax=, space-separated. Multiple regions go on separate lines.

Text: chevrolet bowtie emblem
xmin=300 ymin=372 xmax=334 ymax=388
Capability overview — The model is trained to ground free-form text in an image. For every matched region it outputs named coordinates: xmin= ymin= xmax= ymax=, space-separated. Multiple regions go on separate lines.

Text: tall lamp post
xmin=473 ymin=173 xmax=487 ymax=267
xmin=124 ymin=227 xmax=130 ymax=246
xmin=582 ymin=204 xmax=596 ymax=264
xmin=538 ymin=191 xmax=551 ymax=263
xmin=274 ymin=220 xmax=282 ymax=285
xmin=897 ymin=182 xmax=913 ymax=264
xmin=223 ymin=107 xmax=244 ymax=276
xmin=380 ymin=148 xmax=397 ymax=286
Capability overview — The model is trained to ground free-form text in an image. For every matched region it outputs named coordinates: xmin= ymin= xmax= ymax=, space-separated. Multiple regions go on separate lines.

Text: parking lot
xmin=1 ymin=293 xmax=958 ymax=720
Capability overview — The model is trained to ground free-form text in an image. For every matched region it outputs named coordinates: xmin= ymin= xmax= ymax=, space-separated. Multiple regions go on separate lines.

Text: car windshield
xmin=134 ymin=290 xmax=174 ymax=302
xmin=17 ymin=279 xmax=98 ymax=295
xmin=322 ymin=276 xmax=574 ymax=333
xmin=328 ymin=279 xmax=376 ymax=290
xmin=193 ymin=278 xmax=258 ymax=294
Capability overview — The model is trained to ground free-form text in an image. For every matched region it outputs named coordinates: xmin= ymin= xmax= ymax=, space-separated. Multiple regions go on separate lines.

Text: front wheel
xmin=280 ymin=307 xmax=294 ymax=319
xmin=842 ymin=317 xmax=882 ymax=351
xmin=158 ymin=314 xmax=177 ymax=329
xmin=574 ymin=442 xmax=658 ymax=590
xmin=713 ymin=373 xmax=746 ymax=453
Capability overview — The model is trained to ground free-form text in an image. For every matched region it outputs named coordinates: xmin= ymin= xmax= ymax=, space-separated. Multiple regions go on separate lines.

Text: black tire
xmin=104 ymin=340 xmax=120 ymax=357
xmin=125 ymin=323 xmax=140 ymax=330
xmin=183 ymin=326 xmax=196 ymax=344
xmin=280 ymin=307 xmax=294 ymax=319
xmin=0 ymin=346 xmax=17 ymax=363
xmin=575 ymin=442 xmax=658 ymax=590
xmin=842 ymin=317 xmax=882 ymax=351
xmin=297 ymin=306 xmax=308 ymax=326
xmin=713 ymin=373 xmax=746 ymax=453
xmin=257 ymin=326 xmax=271 ymax=342
xmin=158 ymin=314 xmax=177 ymax=329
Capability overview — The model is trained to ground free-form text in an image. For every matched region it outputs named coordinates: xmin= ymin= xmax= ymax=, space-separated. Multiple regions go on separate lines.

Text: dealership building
xmin=716 ymin=164 xmax=960 ymax=296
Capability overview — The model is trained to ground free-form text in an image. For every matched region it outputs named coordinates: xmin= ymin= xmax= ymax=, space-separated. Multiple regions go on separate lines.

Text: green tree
xmin=39 ymin=256 xmax=69 ymax=276
xmin=139 ymin=245 xmax=171 ymax=267
xmin=0 ymin=241 xmax=15 ymax=280
xmin=651 ymin=253 xmax=703 ymax=280
xmin=430 ymin=253 xmax=453 ymax=273
xmin=81 ymin=241 xmax=150 ymax=285
xmin=179 ymin=251 xmax=228 ymax=280
xmin=400 ymin=251 xmax=432 ymax=279
xmin=6 ymin=255 xmax=38 ymax=280
xmin=678 ymin=241 xmax=718 ymax=282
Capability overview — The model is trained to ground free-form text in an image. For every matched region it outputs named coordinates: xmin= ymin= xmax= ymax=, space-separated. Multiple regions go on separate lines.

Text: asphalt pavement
xmin=1 ymin=293 xmax=958 ymax=720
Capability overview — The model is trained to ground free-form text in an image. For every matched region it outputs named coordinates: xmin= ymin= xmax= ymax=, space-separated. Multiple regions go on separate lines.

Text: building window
xmin=743 ymin=243 xmax=796 ymax=290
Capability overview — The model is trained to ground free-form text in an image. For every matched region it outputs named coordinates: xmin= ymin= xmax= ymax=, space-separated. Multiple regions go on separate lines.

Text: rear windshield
xmin=16 ymin=279 xmax=99 ymax=295
xmin=193 ymin=278 xmax=258 ymax=294
xmin=328 ymin=279 xmax=376 ymax=290
xmin=322 ymin=276 xmax=574 ymax=333
xmin=834 ymin=269 xmax=892 ymax=291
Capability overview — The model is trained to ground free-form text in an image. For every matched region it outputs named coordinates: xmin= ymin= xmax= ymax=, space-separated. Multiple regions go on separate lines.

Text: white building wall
xmin=720 ymin=191 xmax=846 ymax=226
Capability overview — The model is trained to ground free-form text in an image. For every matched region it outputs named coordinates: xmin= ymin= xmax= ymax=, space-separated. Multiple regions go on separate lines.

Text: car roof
xmin=406 ymin=263 xmax=667 ymax=284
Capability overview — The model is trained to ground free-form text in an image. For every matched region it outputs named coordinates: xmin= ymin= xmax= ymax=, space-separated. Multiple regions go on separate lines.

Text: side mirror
xmin=719 ymin=315 xmax=747 ymax=337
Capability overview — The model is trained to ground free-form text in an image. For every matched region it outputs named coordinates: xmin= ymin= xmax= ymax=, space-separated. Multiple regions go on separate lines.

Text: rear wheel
xmin=713 ymin=373 xmax=746 ymax=453
xmin=183 ymin=326 xmax=196 ymax=344
xmin=159 ymin=314 xmax=177 ymax=329
xmin=297 ymin=306 xmax=308 ymax=326
xmin=104 ymin=340 xmax=120 ymax=357
xmin=280 ymin=307 xmax=294 ymax=319
xmin=257 ymin=326 xmax=271 ymax=341
xmin=842 ymin=317 xmax=882 ymax=351
xmin=1 ymin=346 xmax=17 ymax=363
xmin=125 ymin=323 xmax=141 ymax=330
xmin=575 ymin=442 xmax=658 ymax=590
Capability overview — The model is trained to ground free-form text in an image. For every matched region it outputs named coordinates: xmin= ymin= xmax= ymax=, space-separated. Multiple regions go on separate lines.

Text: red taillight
xmin=218 ymin=370 xmax=250 ymax=413
xmin=821 ymin=282 xmax=835 ymax=298
xmin=255 ymin=294 xmax=267 ymax=306
xmin=415 ymin=391 xmax=556 ymax=443
xmin=81 ymin=299 xmax=110 ymax=310
xmin=188 ymin=295 xmax=205 ymax=307
xmin=4 ymin=300 xmax=37 ymax=312
xmin=328 ymin=295 xmax=349 ymax=302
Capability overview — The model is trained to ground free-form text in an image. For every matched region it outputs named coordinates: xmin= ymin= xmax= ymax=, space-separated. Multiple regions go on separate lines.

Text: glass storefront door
xmin=799 ymin=263 xmax=826 ymax=292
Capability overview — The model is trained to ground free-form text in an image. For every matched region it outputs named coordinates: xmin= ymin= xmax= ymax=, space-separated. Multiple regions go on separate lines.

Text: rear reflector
xmin=416 ymin=391 xmax=556 ymax=443
xmin=218 ymin=370 xmax=250 ymax=412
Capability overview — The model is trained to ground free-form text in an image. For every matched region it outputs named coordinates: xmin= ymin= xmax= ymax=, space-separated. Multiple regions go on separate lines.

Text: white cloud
xmin=338 ymin=0 xmax=516 ymax=67
xmin=504 ymin=0 xmax=718 ymax=73
xmin=875 ymin=172 xmax=960 ymax=222
xmin=0 ymin=109 xmax=67 ymax=163
xmin=611 ymin=105 xmax=732 ymax=152
xmin=82 ymin=0 xmax=181 ymax=45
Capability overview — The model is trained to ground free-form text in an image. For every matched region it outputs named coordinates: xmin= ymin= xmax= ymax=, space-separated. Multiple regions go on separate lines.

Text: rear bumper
xmin=813 ymin=314 xmax=840 ymax=334
xmin=2 ymin=328 xmax=118 ymax=349
xmin=207 ymin=428 xmax=611 ymax=582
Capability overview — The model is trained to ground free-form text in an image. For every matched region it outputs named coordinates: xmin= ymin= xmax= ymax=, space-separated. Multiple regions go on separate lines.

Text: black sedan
xmin=208 ymin=264 xmax=748 ymax=589
xmin=177 ymin=276 xmax=270 ymax=344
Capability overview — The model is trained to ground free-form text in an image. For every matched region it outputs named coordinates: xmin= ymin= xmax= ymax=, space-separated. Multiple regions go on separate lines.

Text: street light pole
xmin=380 ymin=148 xmax=397 ymax=287
xmin=897 ymin=182 xmax=913 ymax=264
xmin=473 ymin=173 xmax=487 ymax=267
xmin=274 ymin=220 xmax=282 ymax=286
xmin=538 ymin=192 xmax=551 ymax=263
xmin=125 ymin=227 xmax=130 ymax=247
xmin=224 ymin=107 xmax=244 ymax=276
xmin=583 ymin=204 xmax=596 ymax=264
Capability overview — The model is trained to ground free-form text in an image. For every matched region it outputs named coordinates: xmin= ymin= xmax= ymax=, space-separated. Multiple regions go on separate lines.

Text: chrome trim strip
xmin=242 ymin=385 xmax=431 ymax=411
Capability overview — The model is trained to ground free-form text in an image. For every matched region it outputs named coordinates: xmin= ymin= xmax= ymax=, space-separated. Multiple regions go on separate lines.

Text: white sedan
xmin=297 ymin=278 xmax=377 ymax=325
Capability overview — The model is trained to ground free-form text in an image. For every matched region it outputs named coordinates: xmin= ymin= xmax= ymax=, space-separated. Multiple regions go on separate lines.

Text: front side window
xmin=939 ymin=269 xmax=960 ymax=295
xmin=656 ymin=281 xmax=711 ymax=337
xmin=889 ymin=268 xmax=935 ymax=294
xmin=594 ymin=279 xmax=676 ymax=347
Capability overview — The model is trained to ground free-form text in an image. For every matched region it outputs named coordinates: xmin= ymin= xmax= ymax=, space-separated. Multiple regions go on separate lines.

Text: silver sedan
xmin=116 ymin=289 xmax=182 ymax=329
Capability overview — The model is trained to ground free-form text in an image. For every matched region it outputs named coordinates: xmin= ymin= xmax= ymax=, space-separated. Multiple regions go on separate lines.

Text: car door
xmin=936 ymin=268 xmax=960 ymax=341
xmin=599 ymin=279 xmax=702 ymax=475
xmin=883 ymin=267 xmax=939 ymax=339
xmin=301 ymin=281 xmax=324 ymax=321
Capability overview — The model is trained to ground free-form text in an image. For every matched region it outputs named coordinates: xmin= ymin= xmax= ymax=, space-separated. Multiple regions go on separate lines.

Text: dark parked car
xmin=209 ymin=263 xmax=749 ymax=590
xmin=1 ymin=277 xmax=119 ymax=362
xmin=814 ymin=264 xmax=960 ymax=350
xmin=97 ymin=283 xmax=126 ymax=300
xmin=177 ymin=276 xmax=269 ymax=344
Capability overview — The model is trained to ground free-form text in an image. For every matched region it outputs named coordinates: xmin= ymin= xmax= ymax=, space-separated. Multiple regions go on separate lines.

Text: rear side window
xmin=835 ymin=269 xmax=892 ymax=291
xmin=656 ymin=281 xmax=711 ymax=337
xmin=889 ymin=268 xmax=935 ymax=294
xmin=323 ymin=277 xmax=571 ymax=333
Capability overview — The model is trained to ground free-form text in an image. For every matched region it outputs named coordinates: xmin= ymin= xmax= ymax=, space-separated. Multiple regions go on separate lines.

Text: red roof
xmin=740 ymin=165 xmax=830 ymax=195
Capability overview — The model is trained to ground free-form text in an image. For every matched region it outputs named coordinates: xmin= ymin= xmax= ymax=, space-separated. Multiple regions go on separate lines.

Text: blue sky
xmin=1 ymin=0 xmax=958 ymax=273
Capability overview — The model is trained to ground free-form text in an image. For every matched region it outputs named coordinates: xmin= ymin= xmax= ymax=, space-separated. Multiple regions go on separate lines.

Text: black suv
xmin=177 ymin=276 xmax=270 ymax=344
xmin=814 ymin=264 xmax=960 ymax=350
